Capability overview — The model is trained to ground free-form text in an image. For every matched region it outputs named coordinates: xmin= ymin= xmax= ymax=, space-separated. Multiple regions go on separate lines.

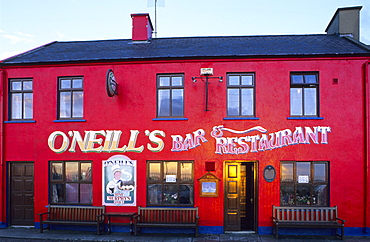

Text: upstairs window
xmin=227 ymin=73 xmax=255 ymax=117
xmin=9 ymin=79 xmax=33 ymax=120
xmin=147 ymin=161 xmax=193 ymax=206
xmin=280 ymin=161 xmax=328 ymax=206
xmin=157 ymin=74 xmax=184 ymax=118
xmin=290 ymin=73 xmax=319 ymax=117
xmin=58 ymin=77 xmax=84 ymax=120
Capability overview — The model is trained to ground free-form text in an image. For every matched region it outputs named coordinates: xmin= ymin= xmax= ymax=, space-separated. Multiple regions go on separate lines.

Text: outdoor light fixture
xmin=192 ymin=68 xmax=223 ymax=111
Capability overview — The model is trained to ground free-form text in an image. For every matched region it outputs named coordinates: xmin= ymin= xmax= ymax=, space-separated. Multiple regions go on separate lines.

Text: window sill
xmin=54 ymin=119 xmax=86 ymax=123
xmin=223 ymin=117 xmax=260 ymax=120
xmin=4 ymin=120 xmax=36 ymax=124
xmin=153 ymin=118 xmax=188 ymax=121
xmin=287 ymin=117 xmax=324 ymax=120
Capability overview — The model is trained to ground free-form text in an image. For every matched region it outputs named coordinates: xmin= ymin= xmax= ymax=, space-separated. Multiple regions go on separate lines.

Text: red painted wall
xmin=1 ymin=57 xmax=369 ymax=231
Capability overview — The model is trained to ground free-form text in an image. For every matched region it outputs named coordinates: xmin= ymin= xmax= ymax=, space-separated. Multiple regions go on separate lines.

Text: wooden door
xmin=224 ymin=162 xmax=256 ymax=231
xmin=224 ymin=163 xmax=241 ymax=230
xmin=9 ymin=162 xmax=34 ymax=226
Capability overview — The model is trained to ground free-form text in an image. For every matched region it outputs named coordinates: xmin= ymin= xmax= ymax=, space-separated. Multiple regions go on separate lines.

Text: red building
xmin=1 ymin=6 xmax=370 ymax=237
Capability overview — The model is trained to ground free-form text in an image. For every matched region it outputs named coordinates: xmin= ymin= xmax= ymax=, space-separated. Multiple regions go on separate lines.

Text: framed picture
xmin=198 ymin=172 xmax=220 ymax=197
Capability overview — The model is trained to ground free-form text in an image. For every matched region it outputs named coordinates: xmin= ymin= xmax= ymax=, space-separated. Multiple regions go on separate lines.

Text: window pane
xmin=180 ymin=163 xmax=192 ymax=181
xmin=164 ymin=184 xmax=178 ymax=204
xmin=280 ymin=185 xmax=295 ymax=205
xmin=72 ymin=78 xmax=83 ymax=88
xmin=51 ymin=184 xmax=64 ymax=203
xmin=158 ymin=89 xmax=170 ymax=116
xmin=297 ymin=162 xmax=310 ymax=183
xmin=229 ymin=75 xmax=240 ymax=85
xmin=148 ymin=184 xmax=162 ymax=204
xmin=172 ymin=89 xmax=183 ymax=116
xmin=290 ymin=88 xmax=302 ymax=115
xmin=51 ymin=163 xmax=63 ymax=181
xmin=23 ymin=81 xmax=33 ymax=90
xmin=179 ymin=185 xmax=193 ymax=204
xmin=72 ymin=91 xmax=84 ymax=118
xmin=159 ymin=76 xmax=170 ymax=86
xmin=171 ymin=76 xmax=182 ymax=86
xmin=227 ymin=89 xmax=239 ymax=116
xmin=65 ymin=162 xmax=78 ymax=182
xmin=241 ymin=88 xmax=253 ymax=116
xmin=164 ymin=162 xmax=177 ymax=180
xmin=304 ymin=88 xmax=317 ymax=116
xmin=11 ymin=93 xmax=22 ymax=119
xmin=296 ymin=185 xmax=311 ymax=205
xmin=313 ymin=185 xmax=327 ymax=206
xmin=313 ymin=164 xmax=326 ymax=182
xmin=66 ymin=183 xmax=79 ymax=203
xmin=60 ymin=92 xmax=71 ymax=118
xmin=60 ymin=79 xmax=71 ymax=89
xmin=281 ymin=163 xmax=293 ymax=182
xmin=149 ymin=163 xmax=161 ymax=181
xmin=11 ymin=81 xmax=22 ymax=90
xmin=291 ymin=75 xmax=304 ymax=84
xmin=23 ymin=93 xmax=33 ymax=119
xmin=81 ymin=163 xmax=92 ymax=181
xmin=241 ymin=75 xmax=253 ymax=85
xmin=305 ymin=74 xmax=317 ymax=84
xmin=80 ymin=184 xmax=92 ymax=204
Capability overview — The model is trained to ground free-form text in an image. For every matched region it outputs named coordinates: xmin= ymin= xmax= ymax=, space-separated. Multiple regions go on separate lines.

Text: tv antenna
xmin=147 ymin=0 xmax=165 ymax=38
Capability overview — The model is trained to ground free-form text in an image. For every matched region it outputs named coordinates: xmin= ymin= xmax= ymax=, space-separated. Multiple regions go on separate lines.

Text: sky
xmin=1 ymin=0 xmax=369 ymax=61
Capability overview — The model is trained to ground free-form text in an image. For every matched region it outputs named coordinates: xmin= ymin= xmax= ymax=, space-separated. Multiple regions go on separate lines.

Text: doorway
xmin=8 ymin=162 xmax=34 ymax=226
xmin=224 ymin=161 xmax=257 ymax=231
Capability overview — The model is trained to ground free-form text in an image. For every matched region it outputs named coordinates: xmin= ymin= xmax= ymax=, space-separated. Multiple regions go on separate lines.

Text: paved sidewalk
xmin=0 ymin=227 xmax=369 ymax=241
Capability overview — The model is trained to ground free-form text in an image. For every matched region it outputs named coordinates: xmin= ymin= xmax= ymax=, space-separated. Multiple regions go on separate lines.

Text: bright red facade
xmin=1 ymin=9 xmax=370 ymax=237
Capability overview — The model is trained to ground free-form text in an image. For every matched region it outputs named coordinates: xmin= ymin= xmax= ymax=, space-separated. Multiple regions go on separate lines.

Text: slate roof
xmin=1 ymin=34 xmax=370 ymax=65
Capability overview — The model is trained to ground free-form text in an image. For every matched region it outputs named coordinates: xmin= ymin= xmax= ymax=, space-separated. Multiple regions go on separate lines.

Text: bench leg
xmin=39 ymin=222 xmax=49 ymax=233
xmin=275 ymin=226 xmax=279 ymax=239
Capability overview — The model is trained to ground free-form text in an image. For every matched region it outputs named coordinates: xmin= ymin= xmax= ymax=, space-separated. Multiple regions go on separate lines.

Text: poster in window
xmin=102 ymin=155 xmax=136 ymax=206
xmin=298 ymin=175 xmax=309 ymax=183
xmin=166 ymin=175 xmax=176 ymax=182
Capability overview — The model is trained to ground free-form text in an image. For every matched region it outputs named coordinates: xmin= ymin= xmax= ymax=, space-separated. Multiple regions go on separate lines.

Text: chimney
xmin=131 ymin=13 xmax=154 ymax=42
xmin=325 ymin=6 xmax=362 ymax=41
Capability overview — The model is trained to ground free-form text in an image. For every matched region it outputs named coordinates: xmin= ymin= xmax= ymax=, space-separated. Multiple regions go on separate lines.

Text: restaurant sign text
xmin=48 ymin=125 xmax=331 ymax=155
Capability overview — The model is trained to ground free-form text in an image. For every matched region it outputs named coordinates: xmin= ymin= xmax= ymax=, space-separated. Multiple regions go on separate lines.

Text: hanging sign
xmin=102 ymin=155 xmax=136 ymax=206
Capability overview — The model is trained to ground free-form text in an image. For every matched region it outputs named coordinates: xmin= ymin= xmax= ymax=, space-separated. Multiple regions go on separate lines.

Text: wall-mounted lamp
xmin=192 ymin=68 xmax=223 ymax=111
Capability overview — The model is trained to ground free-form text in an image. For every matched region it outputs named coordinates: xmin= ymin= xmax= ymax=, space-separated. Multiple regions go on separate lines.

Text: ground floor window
xmin=147 ymin=160 xmax=194 ymax=206
xmin=280 ymin=161 xmax=328 ymax=206
xmin=50 ymin=161 xmax=92 ymax=205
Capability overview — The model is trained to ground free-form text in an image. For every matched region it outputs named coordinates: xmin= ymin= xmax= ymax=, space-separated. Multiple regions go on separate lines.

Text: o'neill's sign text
xmin=48 ymin=125 xmax=331 ymax=155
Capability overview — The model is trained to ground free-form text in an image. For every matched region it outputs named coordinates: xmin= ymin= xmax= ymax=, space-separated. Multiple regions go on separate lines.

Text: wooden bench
xmin=134 ymin=207 xmax=199 ymax=237
xmin=39 ymin=205 xmax=105 ymax=235
xmin=272 ymin=205 xmax=345 ymax=240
